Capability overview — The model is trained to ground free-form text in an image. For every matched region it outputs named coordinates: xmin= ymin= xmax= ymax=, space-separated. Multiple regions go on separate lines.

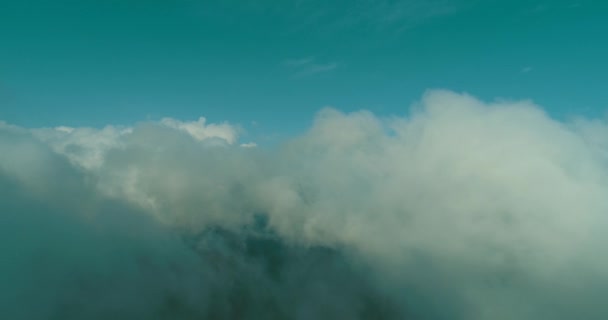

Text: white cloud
xmin=54 ymin=126 xmax=74 ymax=133
xmin=31 ymin=125 xmax=132 ymax=170
xmin=2 ymin=90 xmax=608 ymax=319
xmin=25 ymin=117 xmax=244 ymax=170
xmin=160 ymin=117 xmax=239 ymax=144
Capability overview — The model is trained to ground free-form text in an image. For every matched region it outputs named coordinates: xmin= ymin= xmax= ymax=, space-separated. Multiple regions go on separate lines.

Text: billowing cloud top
xmin=25 ymin=117 xmax=242 ymax=170
xmin=159 ymin=117 xmax=239 ymax=144
xmin=1 ymin=90 xmax=608 ymax=319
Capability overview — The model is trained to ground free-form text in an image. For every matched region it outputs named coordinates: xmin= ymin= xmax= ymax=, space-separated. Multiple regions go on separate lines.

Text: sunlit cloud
xmin=2 ymin=90 xmax=608 ymax=319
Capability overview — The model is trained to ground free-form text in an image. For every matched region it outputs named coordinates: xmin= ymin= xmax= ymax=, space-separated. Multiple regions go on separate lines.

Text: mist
xmin=2 ymin=90 xmax=608 ymax=319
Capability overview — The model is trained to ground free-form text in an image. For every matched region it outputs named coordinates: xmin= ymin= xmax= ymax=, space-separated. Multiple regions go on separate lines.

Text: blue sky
xmin=5 ymin=2 xmax=608 ymax=318
xmin=1 ymin=0 xmax=607 ymax=140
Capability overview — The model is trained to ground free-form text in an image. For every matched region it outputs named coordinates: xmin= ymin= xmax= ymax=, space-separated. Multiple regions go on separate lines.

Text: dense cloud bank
xmin=1 ymin=90 xmax=608 ymax=319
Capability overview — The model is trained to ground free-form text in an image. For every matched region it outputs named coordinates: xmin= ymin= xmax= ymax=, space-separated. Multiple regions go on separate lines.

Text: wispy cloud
xmin=521 ymin=2 xmax=583 ymax=17
xmin=371 ymin=0 xmax=461 ymax=32
xmin=284 ymin=0 xmax=468 ymax=36
xmin=282 ymin=57 xmax=315 ymax=67
xmin=293 ymin=62 xmax=338 ymax=78
xmin=521 ymin=66 xmax=533 ymax=73
xmin=282 ymin=57 xmax=338 ymax=78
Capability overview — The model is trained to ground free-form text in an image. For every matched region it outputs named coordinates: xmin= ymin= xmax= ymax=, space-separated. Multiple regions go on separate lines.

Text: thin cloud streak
xmin=283 ymin=57 xmax=339 ymax=78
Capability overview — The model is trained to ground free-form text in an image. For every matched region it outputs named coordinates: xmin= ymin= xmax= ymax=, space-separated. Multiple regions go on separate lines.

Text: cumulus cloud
xmin=2 ymin=90 xmax=608 ymax=319
xmin=30 ymin=125 xmax=132 ymax=170
xmin=19 ymin=117 xmax=242 ymax=170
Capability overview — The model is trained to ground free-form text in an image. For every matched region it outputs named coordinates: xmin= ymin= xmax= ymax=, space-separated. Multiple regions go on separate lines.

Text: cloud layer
xmin=2 ymin=90 xmax=608 ymax=319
